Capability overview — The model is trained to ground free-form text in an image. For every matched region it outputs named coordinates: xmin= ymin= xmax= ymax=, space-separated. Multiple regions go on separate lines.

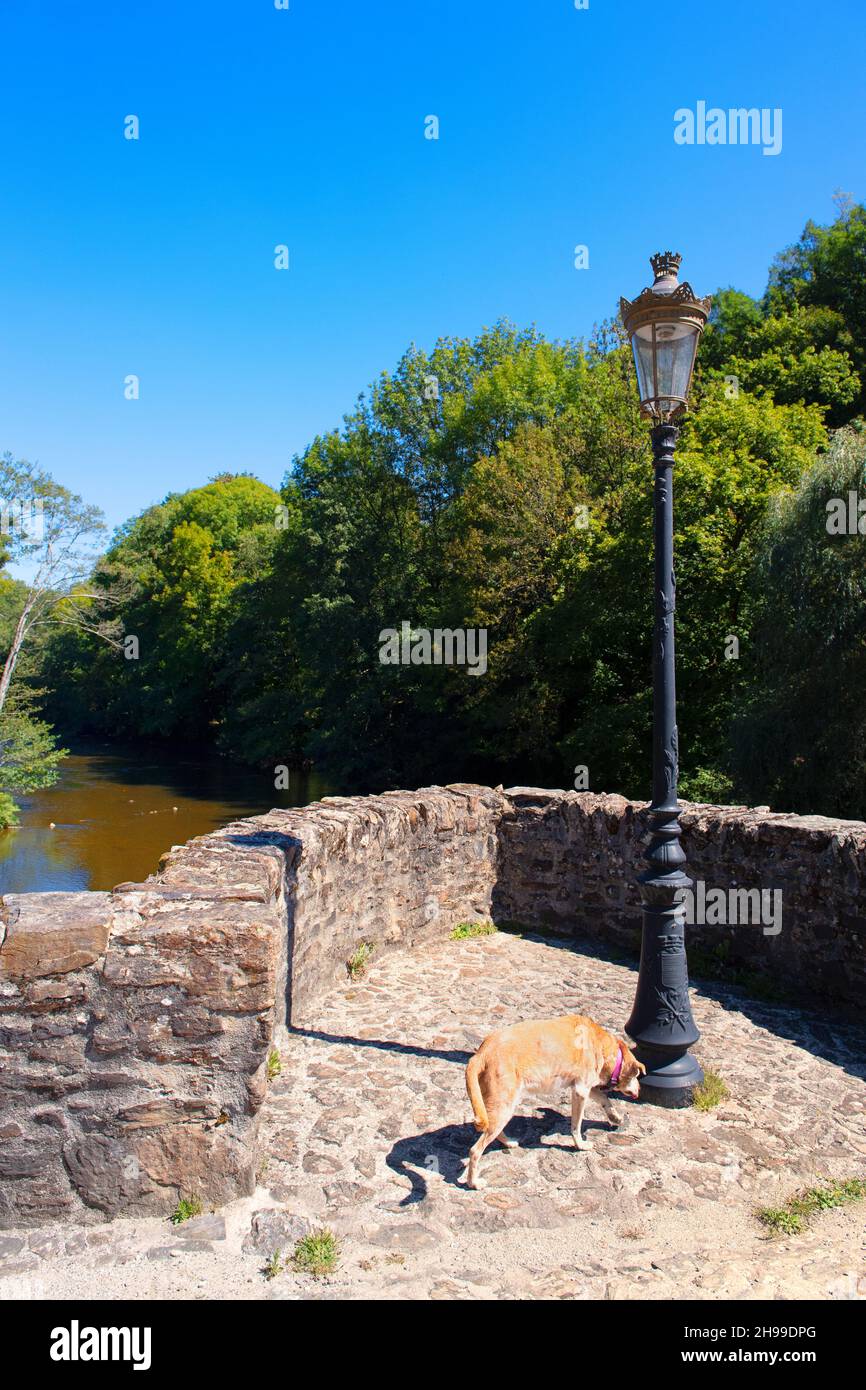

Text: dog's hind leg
xmin=494 ymin=1095 xmax=521 ymax=1150
xmin=571 ymin=1085 xmax=592 ymax=1151
xmin=465 ymin=1099 xmax=519 ymax=1188
xmin=464 ymin=1128 xmax=496 ymax=1189
xmin=494 ymin=1086 xmax=521 ymax=1150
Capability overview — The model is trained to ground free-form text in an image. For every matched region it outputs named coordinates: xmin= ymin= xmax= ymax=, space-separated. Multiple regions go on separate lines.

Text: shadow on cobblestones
xmin=290 ymin=1025 xmax=470 ymax=1066
xmin=510 ymin=930 xmax=866 ymax=1081
xmin=385 ymin=1106 xmax=619 ymax=1206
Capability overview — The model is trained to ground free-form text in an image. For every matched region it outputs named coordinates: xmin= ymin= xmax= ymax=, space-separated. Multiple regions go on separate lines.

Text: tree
xmin=0 ymin=455 xmax=110 ymax=717
xmin=0 ymin=456 xmax=109 ymax=825
xmin=764 ymin=199 xmax=866 ymax=420
xmin=230 ymin=323 xmax=595 ymax=786
xmin=42 ymin=474 xmax=282 ymax=741
xmin=703 ymin=299 xmax=858 ymax=422
xmin=731 ymin=424 xmax=866 ymax=818
xmin=0 ymin=710 xmax=67 ymax=827
xmin=447 ymin=374 xmax=826 ymax=799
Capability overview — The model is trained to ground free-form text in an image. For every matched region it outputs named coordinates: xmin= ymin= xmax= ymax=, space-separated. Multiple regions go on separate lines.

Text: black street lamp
xmin=620 ymin=252 xmax=712 ymax=1107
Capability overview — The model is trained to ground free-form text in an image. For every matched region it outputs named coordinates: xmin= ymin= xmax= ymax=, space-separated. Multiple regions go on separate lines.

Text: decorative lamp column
xmin=619 ymin=252 xmax=712 ymax=1107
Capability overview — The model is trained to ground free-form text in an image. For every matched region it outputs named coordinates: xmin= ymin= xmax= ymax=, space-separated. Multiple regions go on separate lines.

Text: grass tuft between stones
xmin=266 ymin=1047 xmax=281 ymax=1081
xmin=170 ymin=1195 xmax=203 ymax=1225
xmin=292 ymin=1229 xmax=340 ymax=1277
xmin=450 ymin=921 xmax=497 ymax=940
xmin=346 ymin=941 xmax=374 ymax=980
xmin=692 ymin=1069 xmax=729 ymax=1112
xmin=757 ymin=1177 xmax=866 ymax=1237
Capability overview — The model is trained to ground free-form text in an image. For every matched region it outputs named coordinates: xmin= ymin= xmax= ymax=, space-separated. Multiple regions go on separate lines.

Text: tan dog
xmin=463 ymin=1015 xmax=645 ymax=1189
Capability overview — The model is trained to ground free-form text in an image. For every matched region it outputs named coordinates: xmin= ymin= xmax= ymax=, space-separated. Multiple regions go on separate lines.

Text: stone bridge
xmin=2 ymin=786 xmax=865 ymax=1229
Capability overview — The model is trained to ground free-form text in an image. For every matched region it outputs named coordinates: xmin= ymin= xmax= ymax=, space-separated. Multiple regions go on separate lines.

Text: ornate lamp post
xmin=620 ymin=252 xmax=712 ymax=1107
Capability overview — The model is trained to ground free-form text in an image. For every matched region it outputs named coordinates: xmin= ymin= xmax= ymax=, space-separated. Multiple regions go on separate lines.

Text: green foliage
xmin=0 ymin=711 xmax=67 ymax=791
xmin=346 ymin=942 xmax=374 ymax=980
xmin=292 ymin=1229 xmax=340 ymax=1276
xmin=0 ymin=710 xmax=67 ymax=825
xmin=678 ymin=766 xmax=735 ymax=803
xmin=702 ymin=200 xmax=866 ymax=425
xmin=41 ymin=474 xmax=281 ymax=741
xmin=758 ymin=1178 xmax=866 ymax=1237
xmin=219 ymin=324 xmax=595 ymax=788
xmin=0 ymin=577 xmax=29 ymax=652
xmin=446 ymin=373 xmax=825 ymax=797
xmin=701 ymin=294 xmax=859 ymax=422
xmin=0 ymin=458 xmax=107 ymax=813
xmin=692 ymin=1070 xmax=729 ymax=1112
xmin=732 ymin=424 xmax=866 ymax=818
xmin=757 ymin=1205 xmax=803 ymax=1237
xmin=170 ymin=1195 xmax=203 ymax=1225
xmin=767 ymin=196 xmax=866 ymax=420
xmin=266 ymin=1048 xmax=282 ymax=1081
xmin=450 ymin=921 xmax=497 ymax=940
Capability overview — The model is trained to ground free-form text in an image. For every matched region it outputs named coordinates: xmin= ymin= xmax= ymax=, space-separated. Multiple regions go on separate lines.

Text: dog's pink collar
xmin=609 ymin=1047 xmax=623 ymax=1087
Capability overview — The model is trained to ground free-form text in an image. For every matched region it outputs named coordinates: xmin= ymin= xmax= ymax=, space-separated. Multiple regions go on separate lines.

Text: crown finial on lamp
xmin=650 ymin=251 xmax=683 ymax=282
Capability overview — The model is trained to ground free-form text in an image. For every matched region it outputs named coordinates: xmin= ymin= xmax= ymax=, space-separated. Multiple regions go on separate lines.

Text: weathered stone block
xmin=243 ymin=1207 xmax=311 ymax=1254
xmin=62 ymin=1135 xmax=153 ymax=1214
xmin=0 ymin=894 xmax=112 ymax=979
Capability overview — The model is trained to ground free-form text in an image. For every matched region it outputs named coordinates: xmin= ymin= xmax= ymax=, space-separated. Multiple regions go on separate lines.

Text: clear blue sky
xmin=1 ymin=0 xmax=864 ymax=540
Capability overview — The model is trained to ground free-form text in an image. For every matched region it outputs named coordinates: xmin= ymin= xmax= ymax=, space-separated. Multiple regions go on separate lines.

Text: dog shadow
xmin=386 ymin=1106 xmax=613 ymax=1206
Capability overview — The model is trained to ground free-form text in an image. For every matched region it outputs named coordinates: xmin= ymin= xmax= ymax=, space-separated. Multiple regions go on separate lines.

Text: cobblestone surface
xmin=2 ymin=931 xmax=865 ymax=1301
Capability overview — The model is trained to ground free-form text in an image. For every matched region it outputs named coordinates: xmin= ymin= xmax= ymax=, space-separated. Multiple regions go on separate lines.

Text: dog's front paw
xmin=573 ymin=1137 xmax=593 ymax=1152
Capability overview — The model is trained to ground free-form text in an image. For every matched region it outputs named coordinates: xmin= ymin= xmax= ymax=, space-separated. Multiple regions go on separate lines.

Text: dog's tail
xmin=465 ymin=1053 xmax=488 ymax=1132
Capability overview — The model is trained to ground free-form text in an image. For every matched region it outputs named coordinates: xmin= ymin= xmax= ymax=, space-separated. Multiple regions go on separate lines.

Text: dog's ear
xmin=621 ymin=1041 xmax=646 ymax=1077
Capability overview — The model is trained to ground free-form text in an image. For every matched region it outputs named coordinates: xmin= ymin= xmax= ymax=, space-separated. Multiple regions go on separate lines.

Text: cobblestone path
xmin=3 ymin=931 xmax=865 ymax=1300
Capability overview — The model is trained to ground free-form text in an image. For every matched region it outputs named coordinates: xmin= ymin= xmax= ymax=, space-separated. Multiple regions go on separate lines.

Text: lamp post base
xmin=626 ymin=890 xmax=704 ymax=1109
xmin=630 ymin=1045 xmax=704 ymax=1108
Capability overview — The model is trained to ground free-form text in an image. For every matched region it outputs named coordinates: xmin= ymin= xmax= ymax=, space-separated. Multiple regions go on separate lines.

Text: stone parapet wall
xmin=278 ymin=785 xmax=505 ymax=1025
xmin=2 ymin=783 xmax=865 ymax=1227
xmin=154 ymin=784 xmax=506 ymax=1028
xmin=495 ymin=790 xmax=866 ymax=1004
xmin=0 ymin=856 xmax=284 ymax=1227
xmin=0 ymin=786 xmax=504 ymax=1226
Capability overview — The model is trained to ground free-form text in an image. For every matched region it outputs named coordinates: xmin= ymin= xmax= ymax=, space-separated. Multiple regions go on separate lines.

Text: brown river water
xmin=0 ymin=742 xmax=331 ymax=894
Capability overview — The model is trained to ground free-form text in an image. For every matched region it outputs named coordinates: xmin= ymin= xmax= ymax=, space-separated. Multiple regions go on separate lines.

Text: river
xmin=0 ymin=742 xmax=331 ymax=894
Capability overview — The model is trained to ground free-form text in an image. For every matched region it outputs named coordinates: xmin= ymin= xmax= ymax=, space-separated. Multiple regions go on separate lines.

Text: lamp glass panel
xmin=632 ymin=332 xmax=657 ymax=406
xmin=632 ymin=320 xmax=699 ymax=416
